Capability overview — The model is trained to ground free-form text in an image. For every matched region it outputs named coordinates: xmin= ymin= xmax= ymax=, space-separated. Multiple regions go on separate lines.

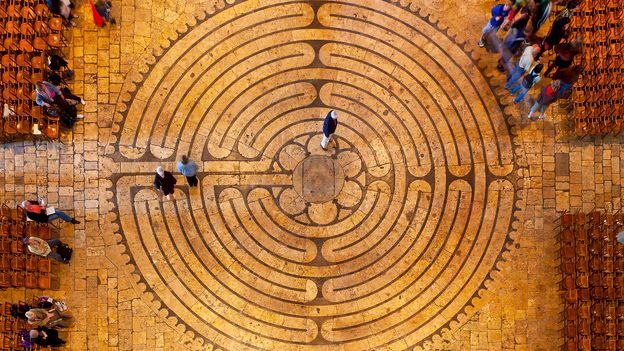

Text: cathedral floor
xmin=1 ymin=0 xmax=622 ymax=350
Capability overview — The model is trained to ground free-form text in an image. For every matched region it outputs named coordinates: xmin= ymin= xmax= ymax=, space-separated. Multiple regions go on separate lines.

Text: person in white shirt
xmin=505 ymin=44 xmax=540 ymax=90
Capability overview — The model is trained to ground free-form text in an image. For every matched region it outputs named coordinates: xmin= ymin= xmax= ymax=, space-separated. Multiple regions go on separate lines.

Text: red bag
xmin=88 ymin=0 xmax=105 ymax=27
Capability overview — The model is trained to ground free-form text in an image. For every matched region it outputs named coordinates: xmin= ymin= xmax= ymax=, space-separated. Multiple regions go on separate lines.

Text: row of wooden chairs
xmin=560 ymin=211 xmax=624 ymax=351
xmin=569 ymin=0 xmax=624 ymax=137
xmin=0 ymin=203 xmax=53 ymax=291
xmin=1 ymin=1 xmax=66 ymax=141
xmin=0 ymin=301 xmax=51 ymax=351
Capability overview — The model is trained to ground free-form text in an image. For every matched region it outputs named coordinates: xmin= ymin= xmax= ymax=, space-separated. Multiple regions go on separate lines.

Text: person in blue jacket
xmin=479 ymin=0 xmax=513 ymax=48
xmin=321 ymin=110 xmax=338 ymax=150
xmin=177 ymin=155 xmax=198 ymax=187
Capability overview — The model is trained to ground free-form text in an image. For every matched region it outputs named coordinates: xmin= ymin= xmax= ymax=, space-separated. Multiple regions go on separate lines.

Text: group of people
xmin=46 ymin=0 xmax=117 ymax=26
xmin=10 ymin=297 xmax=73 ymax=347
xmin=479 ymin=0 xmax=583 ymax=120
xmin=19 ymin=196 xmax=75 ymax=263
xmin=34 ymin=54 xmax=85 ymax=128
xmin=154 ymin=155 xmax=199 ymax=200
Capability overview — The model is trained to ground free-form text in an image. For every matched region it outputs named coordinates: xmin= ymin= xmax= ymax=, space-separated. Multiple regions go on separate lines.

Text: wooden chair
xmin=36 ymin=258 xmax=51 ymax=273
xmin=0 ymin=255 xmax=11 ymax=271
xmin=10 ymin=256 xmax=25 ymax=271
xmin=0 ymin=223 xmax=9 ymax=237
xmin=1 ymin=302 xmax=12 ymax=317
xmin=25 ymin=273 xmax=38 ymax=288
xmin=31 ymin=54 xmax=45 ymax=70
xmin=25 ymin=255 xmax=37 ymax=271
xmin=10 ymin=272 xmax=25 ymax=287
xmin=20 ymin=5 xmax=36 ymax=21
xmin=0 ymin=273 xmax=11 ymax=288
xmin=10 ymin=240 xmax=25 ymax=255
xmin=44 ymin=115 xmax=60 ymax=140
xmin=48 ymin=17 xmax=63 ymax=32
xmin=37 ymin=274 xmax=51 ymax=289
xmin=34 ymin=4 xmax=50 ymax=20
xmin=0 ymin=239 xmax=11 ymax=254
xmin=33 ymin=36 xmax=47 ymax=51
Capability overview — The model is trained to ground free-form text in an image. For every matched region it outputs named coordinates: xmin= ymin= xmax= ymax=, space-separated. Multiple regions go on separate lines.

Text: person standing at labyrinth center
xmin=321 ymin=110 xmax=338 ymax=150
xmin=177 ymin=155 xmax=199 ymax=187
xmin=154 ymin=166 xmax=177 ymax=200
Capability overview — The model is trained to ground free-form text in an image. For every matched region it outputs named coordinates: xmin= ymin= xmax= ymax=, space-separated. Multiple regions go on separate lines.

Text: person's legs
xmin=505 ymin=66 xmax=525 ymax=89
xmin=47 ymin=239 xmax=62 ymax=248
xmin=320 ymin=134 xmax=331 ymax=149
xmin=47 ymin=252 xmax=65 ymax=262
xmin=62 ymin=87 xmax=82 ymax=102
xmin=538 ymin=104 xmax=548 ymax=119
xmin=510 ymin=82 xmax=522 ymax=94
xmin=513 ymin=87 xmax=530 ymax=103
xmin=528 ymin=101 xmax=541 ymax=119
xmin=47 ymin=209 xmax=73 ymax=222
xmin=479 ymin=22 xmax=498 ymax=47
xmin=559 ymin=82 xmax=572 ymax=95
xmin=186 ymin=176 xmax=198 ymax=187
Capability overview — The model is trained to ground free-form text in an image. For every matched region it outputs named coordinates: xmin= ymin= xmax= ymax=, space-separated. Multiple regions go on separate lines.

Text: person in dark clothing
xmin=35 ymin=81 xmax=83 ymax=127
xmin=45 ymin=0 xmax=61 ymax=15
xmin=320 ymin=110 xmax=338 ymax=150
xmin=544 ymin=38 xmax=582 ymax=77
xmin=21 ymin=199 xmax=80 ymax=224
xmin=531 ymin=0 xmax=552 ymax=32
xmin=154 ymin=167 xmax=177 ymax=200
xmin=29 ymin=327 xmax=66 ymax=346
xmin=95 ymin=0 xmax=116 ymax=25
xmin=541 ymin=16 xmax=570 ymax=53
xmin=47 ymin=54 xmax=69 ymax=71
xmin=552 ymin=65 xmax=582 ymax=95
xmin=528 ymin=80 xmax=561 ymax=120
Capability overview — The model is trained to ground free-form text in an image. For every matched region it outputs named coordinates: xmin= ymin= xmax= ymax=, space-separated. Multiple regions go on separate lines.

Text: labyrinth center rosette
xmin=112 ymin=0 xmax=516 ymax=350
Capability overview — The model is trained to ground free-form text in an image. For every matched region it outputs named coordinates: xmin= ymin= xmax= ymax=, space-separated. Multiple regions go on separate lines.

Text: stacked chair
xmin=568 ymin=0 xmax=624 ymax=136
xmin=0 ymin=204 xmax=52 ymax=291
xmin=560 ymin=211 xmax=624 ymax=351
xmin=0 ymin=1 xmax=66 ymax=142
xmin=0 ymin=301 xmax=51 ymax=351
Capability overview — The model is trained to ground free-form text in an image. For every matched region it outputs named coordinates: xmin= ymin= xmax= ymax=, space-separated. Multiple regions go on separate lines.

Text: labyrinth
xmin=109 ymin=0 xmax=517 ymax=349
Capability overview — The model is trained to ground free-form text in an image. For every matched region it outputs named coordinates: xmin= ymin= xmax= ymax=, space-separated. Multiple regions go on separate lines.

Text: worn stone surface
xmin=0 ymin=0 xmax=619 ymax=350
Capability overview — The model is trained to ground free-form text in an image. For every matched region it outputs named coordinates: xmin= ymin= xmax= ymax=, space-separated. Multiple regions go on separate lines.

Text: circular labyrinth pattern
xmin=111 ymin=0 xmax=517 ymax=350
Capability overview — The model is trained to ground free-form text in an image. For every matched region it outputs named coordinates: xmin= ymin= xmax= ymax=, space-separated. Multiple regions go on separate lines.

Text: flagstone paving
xmin=0 ymin=0 xmax=621 ymax=350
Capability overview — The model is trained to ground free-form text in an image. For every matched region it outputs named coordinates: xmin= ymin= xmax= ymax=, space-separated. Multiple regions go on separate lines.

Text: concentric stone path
xmin=109 ymin=1 xmax=517 ymax=350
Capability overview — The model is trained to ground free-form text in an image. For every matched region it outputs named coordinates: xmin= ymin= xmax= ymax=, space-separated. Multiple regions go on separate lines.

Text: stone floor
xmin=1 ymin=0 xmax=623 ymax=350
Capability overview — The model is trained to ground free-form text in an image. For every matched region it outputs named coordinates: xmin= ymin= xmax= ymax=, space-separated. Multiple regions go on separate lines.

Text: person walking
xmin=528 ymin=80 xmax=561 ymax=121
xmin=321 ymin=110 xmax=338 ymax=150
xmin=510 ymin=63 xmax=543 ymax=103
xmin=21 ymin=199 xmax=80 ymax=224
xmin=478 ymin=0 xmax=513 ymax=48
xmin=23 ymin=237 xmax=71 ymax=263
xmin=505 ymin=44 xmax=540 ymax=90
xmin=154 ymin=167 xmax=177 ymax=200
xmin=177 ymin=155 xmax=198 ymax=187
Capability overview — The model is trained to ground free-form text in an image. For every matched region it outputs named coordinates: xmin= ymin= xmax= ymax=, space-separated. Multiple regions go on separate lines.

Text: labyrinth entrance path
xmin=2 ymin=0 xmax=623 ymax=350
